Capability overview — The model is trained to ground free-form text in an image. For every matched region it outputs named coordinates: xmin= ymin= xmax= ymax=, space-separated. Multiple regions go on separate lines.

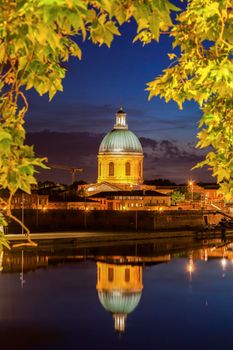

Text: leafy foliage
xmin=147 ymin=0 xmax=233 ymax=199
xmin=0 ymin=0 xmax=178 ymax=243
xmin=171 ymin=190 xmax=185 ymax=205
xmin=0 ymin=212 xmax=10 ymax=249
xmin=0 ymin=0 xmax=232 ymax=246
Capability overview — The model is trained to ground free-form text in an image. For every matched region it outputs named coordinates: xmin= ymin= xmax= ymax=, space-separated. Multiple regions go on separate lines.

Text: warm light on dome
xmin=97 ymin=107 xmax=144 ymax=185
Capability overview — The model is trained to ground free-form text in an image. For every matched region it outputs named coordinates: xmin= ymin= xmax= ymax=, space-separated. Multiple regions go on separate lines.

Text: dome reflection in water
xmin=96 ymin=261 xmax=143 ymax=333
xmin=1 ymin=237 xmax=233 ymax=350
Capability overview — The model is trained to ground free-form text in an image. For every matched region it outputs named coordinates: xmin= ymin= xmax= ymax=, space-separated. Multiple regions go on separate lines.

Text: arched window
xmin=125 ymin=162 xmax=131 ymax=176
xmin=108 ymin=267 xmax=114 ymax=282
xmin=139 ymin=161 xmax=142 ymax=177
xmin=125 ymin=268 xmax=130 ymax=282
xmin=99 ymin=162 xmax=101 ymax=176
xmin=109 ymin=162 xmax=114 ymax=176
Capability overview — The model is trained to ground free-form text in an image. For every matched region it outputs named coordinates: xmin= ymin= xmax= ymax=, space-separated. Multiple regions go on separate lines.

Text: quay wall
xmin=7 ymin=209 xmax=222 ymax=234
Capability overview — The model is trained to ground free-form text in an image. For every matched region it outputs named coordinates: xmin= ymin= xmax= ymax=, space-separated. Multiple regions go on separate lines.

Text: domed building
xmin=96 ymin=261 xmax=143 ymax=333
xmin=97 ymin=108 xmax=143 ymax=188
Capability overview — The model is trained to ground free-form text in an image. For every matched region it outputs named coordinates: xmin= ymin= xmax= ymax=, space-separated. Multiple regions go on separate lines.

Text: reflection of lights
xmin=204 ymin=249 xmax=208 ymax=261
xmin=20 ymin=250 xmax=26 ymax=288
xmin=187 ymin=261 xmax=195 ymax=274
xmin=187 ymin=256 xmax=195 ymax=281
xmin=221 ymin=258 xmax=227 ymax=269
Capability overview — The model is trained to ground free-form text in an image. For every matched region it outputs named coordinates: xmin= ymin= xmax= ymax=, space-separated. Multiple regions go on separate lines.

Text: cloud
xmin=25 ymin=97 xmax=201 ymax=143
xmin=25 ymin=100 xmax=146 ymax=133
xmin=140 ymin=137 xmax=210 ymax=183
xmin=27 ymin=131 xmax=213 ymax=184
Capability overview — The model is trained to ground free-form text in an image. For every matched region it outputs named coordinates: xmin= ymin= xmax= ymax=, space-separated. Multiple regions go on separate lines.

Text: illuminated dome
xmin=97 ymin=107 xmax=144 ymax=186
xmin=99 ymin=108 xmax=142 ymax=154
xmin=99 ymin=129 xmax=143 ymax=154
xmin=98 ymin=290 xmax=142 ymax=314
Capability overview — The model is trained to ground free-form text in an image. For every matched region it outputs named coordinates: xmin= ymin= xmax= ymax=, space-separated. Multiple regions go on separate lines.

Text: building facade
xmin=97 ymin=108 xmax=143 ymax=188
xmin=4 ymin=193 xmax=49 ymax=210
xmin=90 ymin=190 xmax=171 ymax=210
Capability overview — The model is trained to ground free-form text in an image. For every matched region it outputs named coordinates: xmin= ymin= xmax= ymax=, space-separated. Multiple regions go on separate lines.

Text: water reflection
xmin=19 ymin=250 xmax=26 ymax=288
xmin=1 ymin=239 xmax=233 ymax=273
xmin=187 ymin=254 xmax=195 ymax=281
xmin=96 ymin=260 xmax=143 ymax=333
xmin=1 ymin=238 xmax=233 ymax=280
xmin=1 ymin=236 xmax=233 ymax=345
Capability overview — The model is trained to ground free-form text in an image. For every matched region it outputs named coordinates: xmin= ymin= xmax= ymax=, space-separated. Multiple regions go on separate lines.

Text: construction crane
xmin=48 ymin=163 xmax=83 ymax=184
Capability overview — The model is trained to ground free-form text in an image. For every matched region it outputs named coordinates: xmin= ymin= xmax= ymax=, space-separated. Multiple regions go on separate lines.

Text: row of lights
xmin=186 ymin=256 xmax=230 ymax=277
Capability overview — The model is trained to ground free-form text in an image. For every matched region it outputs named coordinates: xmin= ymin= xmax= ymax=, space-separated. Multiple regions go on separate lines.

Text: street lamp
xmin=188 ymin=180 xmax=194 ymax=208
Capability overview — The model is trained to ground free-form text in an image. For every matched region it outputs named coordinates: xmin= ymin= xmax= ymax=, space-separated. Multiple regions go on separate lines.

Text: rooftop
xmin=90 ymin=190 xmax=169 ymax=198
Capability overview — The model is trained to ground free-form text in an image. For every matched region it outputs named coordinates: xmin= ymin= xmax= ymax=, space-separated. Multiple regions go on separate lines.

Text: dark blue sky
xmin=25 ymin=7 xmax=213 ymax=184
xmin=26 ymin=21 xmax=200 ymax=141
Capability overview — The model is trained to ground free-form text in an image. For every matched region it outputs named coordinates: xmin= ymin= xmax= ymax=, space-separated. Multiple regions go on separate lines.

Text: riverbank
xmin=8 ymin=209 xmax=224 ymax=234
xmin=6 ymin=228 xmax=233 ymax=247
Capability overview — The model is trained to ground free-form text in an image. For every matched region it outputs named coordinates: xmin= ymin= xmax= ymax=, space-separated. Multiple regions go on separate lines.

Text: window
xmin=99 ymin=162 xmax=101 ymax=176
xmin=108 ymin=202 xmax=113 ymax=210
xmin=108 ymin=268 xmax=114 ymax=282
xmin=139 ymin=270 xmax=141 ymax=282
xmin=109 ymin=162 xmax=114 ymax=176
xmin=125 ymin=162 xmax=131 ymax=176
xmin=139 ymin=161 xmax=142 ymax=177
xmin=125 ymin=268 xmax=130 ymax=282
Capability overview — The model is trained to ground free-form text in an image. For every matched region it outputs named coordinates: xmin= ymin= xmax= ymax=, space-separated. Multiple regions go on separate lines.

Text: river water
xmin=0 ymin=236 xmax=233 ymax=349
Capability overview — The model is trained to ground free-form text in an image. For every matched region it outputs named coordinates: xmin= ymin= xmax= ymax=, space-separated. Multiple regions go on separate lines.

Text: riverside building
xmin=81 ymin=107 xmax=171 ymax=210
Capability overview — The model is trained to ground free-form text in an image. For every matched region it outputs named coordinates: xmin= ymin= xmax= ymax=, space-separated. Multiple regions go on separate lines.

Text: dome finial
xmin=120 ymin=97 xmax=123 ymax=111
xmin=114 ymin=105 xmax=127 ymax=129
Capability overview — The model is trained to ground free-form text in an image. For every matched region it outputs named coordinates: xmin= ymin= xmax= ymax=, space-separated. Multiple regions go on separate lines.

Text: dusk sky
xmin=25 ymin=2 xmax=213 ymax=184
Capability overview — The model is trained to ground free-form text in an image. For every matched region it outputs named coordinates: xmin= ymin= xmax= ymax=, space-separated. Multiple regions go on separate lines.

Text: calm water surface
xmin=1 ymin=236 xmax=233 ymax=349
